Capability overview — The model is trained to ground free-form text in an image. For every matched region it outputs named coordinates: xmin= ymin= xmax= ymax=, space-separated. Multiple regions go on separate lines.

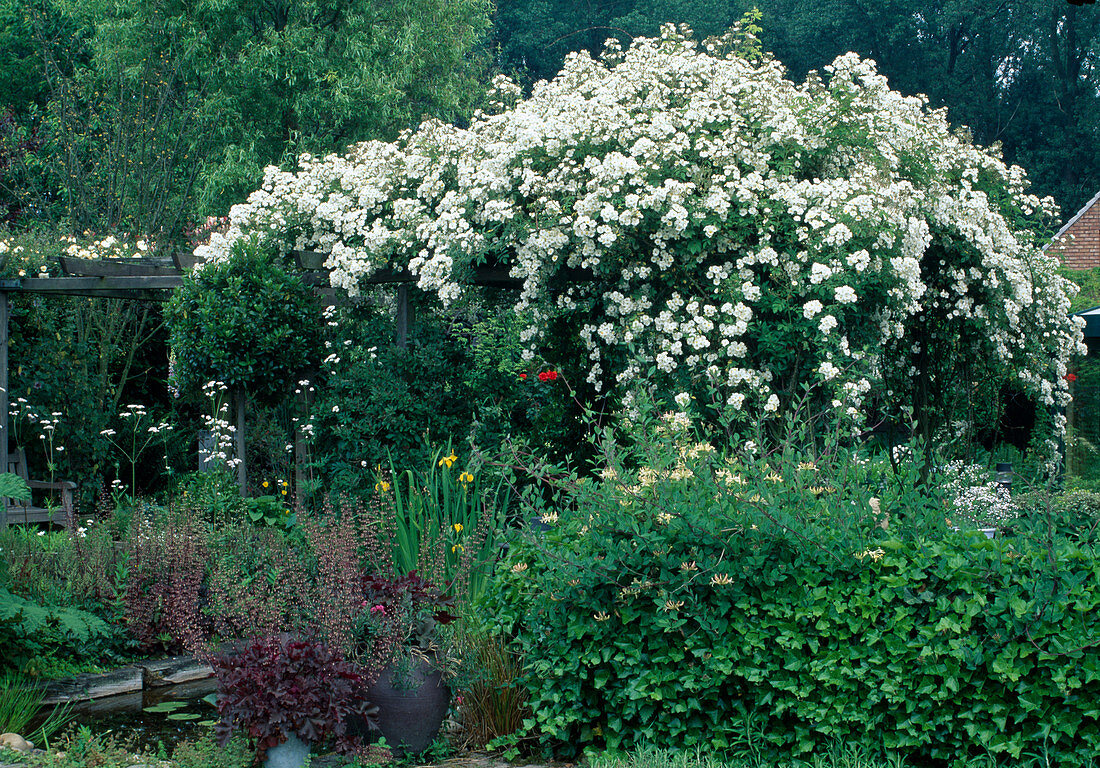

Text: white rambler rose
xmin=819 ymin=361 xmax=840 ymax=381
xmin=199 ymin=27 xmax=1080 ymax=466
xmin=834 ymin=285 xmax=858 ymax=304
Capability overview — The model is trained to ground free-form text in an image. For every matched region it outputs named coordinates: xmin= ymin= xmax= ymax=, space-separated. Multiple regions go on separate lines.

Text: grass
xmin=585 ymin=744 xmax=1100 ymax=768
xmin=588 ymin=746 xmax=908 ymax=768
xmin=0 ymin=674 xmax=71 ymax=747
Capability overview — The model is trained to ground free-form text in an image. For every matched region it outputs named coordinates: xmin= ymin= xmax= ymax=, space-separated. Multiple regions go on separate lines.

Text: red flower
xmin=519 ymin=373 xmax=527 ymax=380
xmin=1065 ymin=373 xmax=1078 ymax=383
xmin=538 ymin=370 xmax=559 ymax=382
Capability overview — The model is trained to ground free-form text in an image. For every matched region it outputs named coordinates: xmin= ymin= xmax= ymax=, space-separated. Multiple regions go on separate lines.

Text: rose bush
xmin=196 ymin=26 xmax=1083 ymax=467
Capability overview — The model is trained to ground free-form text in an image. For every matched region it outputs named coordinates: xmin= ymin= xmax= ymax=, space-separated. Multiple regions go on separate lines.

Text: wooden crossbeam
xmin=58 ymin=256 xmax=181 ymax=277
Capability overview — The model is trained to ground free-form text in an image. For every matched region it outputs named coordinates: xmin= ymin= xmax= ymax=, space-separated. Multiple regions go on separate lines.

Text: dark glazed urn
xmin=366 ymin=657 xmax=450 ymax=756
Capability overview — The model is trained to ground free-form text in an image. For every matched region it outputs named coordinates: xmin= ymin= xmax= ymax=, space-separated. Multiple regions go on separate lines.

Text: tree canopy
xmin=1 ymin=0 xmax=492 ymax=239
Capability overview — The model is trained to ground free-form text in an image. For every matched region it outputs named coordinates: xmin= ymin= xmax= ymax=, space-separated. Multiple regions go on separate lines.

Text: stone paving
xmin=0 ymin=746 xmax=574 ymax=768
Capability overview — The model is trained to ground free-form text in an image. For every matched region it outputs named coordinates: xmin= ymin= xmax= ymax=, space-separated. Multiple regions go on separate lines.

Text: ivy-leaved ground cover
xmin=197 ymin=26 xmax=1082 ymax=470
xmin=483 ymin=413 xmax=1100 ymax=765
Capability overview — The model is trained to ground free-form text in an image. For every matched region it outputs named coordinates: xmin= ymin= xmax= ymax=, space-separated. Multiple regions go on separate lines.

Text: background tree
xmin=758 ymin=0 xmax=1100 ymax=217
xmin=1 ymin=0 xmax=493 ymax=240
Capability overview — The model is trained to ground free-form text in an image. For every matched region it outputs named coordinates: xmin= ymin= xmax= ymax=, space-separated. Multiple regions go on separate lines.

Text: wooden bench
xmin=2 ymin=449 xmax=77 ymax=526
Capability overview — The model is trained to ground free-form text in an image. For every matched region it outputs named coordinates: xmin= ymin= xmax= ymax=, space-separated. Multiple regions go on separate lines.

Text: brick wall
xmin=1049 ymin=197 xmax=1100 ymax=270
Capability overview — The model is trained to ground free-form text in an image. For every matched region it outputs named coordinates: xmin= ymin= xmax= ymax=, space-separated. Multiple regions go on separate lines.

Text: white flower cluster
xmin=942 ymin=460 xmax=1018 ymax=528
xmin=197 ymin=27 xmax=1081 ymax=438
xmin=200 ymin=381 xmax=241 ymax=469
xmin=62 ymin=234 xmax=152 ymax=260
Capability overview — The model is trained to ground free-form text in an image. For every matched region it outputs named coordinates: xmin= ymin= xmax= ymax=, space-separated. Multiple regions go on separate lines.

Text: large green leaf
xmin=0 ymin=472 xmax=31 ymax=502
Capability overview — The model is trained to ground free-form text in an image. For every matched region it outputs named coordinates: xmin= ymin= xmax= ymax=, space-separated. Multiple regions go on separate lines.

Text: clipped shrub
xmin=166 ymin=236 xmax=321 ymax=403
xmin=483 ymin=425 xmax=1100 ymax=765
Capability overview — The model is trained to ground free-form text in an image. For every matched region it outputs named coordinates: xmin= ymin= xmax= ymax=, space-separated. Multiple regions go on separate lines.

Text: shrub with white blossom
xmin=196 ymin=26 xmax=1083 ymax=465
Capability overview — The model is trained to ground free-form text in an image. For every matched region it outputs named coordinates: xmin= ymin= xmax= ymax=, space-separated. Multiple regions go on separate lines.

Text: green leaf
xmin=143 ymin=701 xmax=187 ymax=713
xmin=0 ymin=472 xmax=31 ymax=502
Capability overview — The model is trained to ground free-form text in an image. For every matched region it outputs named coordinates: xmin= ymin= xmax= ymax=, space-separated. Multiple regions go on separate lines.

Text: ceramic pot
xmin=264 ymin=733 xmax=310 ymax=768
xmin=366 ymin=657 xmax=450 ymax=756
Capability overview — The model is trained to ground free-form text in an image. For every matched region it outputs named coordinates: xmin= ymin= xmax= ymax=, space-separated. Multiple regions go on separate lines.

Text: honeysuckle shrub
xmin=483 ymin=417 xmax=1100 ymax=764
xmin=166 ymin=237 xmax=322 ymax=403
xmin=196 ymin=26 xmax=1083 ymax=467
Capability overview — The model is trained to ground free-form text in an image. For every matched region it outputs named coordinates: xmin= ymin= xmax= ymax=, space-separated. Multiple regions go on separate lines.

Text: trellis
xmin=0 ymin=250 xmax=523 ymax=523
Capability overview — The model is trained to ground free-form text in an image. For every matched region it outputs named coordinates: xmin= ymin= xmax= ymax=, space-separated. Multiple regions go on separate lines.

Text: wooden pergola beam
xmin=0 ymin=252 xmax=564 ymax=503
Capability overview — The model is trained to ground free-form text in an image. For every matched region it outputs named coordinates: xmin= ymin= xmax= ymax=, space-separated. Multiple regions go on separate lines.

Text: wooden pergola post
xmin=236 ymin=389 xmax=247 ymax=493
xmin=0 ymin=253 xmax=530 ymax=520
xmin=1 ymin=289 xmax=9 ymax=528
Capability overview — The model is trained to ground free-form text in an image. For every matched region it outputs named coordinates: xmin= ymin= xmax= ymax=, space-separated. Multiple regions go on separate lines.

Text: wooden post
xmin=236 ymin=389 xmax=247 ymax=494
xmin=396 ymin=286 xmax=409 ymax=350
xmin=0 ymin=291 xmax=8 ymax=528
xmin=294 ymin=388 xmax=309 ymax=509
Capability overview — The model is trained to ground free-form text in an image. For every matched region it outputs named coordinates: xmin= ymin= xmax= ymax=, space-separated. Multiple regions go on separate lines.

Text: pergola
xmin=0 ymin=250 xmax=523 ymax=520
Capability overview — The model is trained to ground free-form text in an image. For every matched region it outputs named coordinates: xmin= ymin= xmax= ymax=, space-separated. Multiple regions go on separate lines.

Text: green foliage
xmin=382 ymin=444 xmax=507 ymax=604
xmin=0 ymin=588 xmax=112 ymax=675
xmin=1066 ymin=353 xmax=1100 ymax=485
xmin=0 ymin=472 xmax=31 ymax=502
xmin=493 ymin=0 xmax=740 ymax=84
xmin=0 ymin=673 xmax=72 ymax=747
xmin=173 ymin=470 xmax=245 ymax=523
xmin=166 ymin=238 xmax=321 ymax=402
xmin=1059 ymin=267 xmax=1100 ymax=313
xmin=759 ymin=0 xmax=1100 ymax=220
xmin=308 ymin=292 xmax=578 ymax=497
xmin=170 ymin=733 xmax=252 ymax=768
xmin=2 ymin=0 xmax=493 ymax=232
xmin=1011 ymin=489 xmax=1100 ymax=546
xmin=34 ymin=724 xmax=156 ymax=768
xmin=243 ymin=495 xmax=297 ymax=530
xmin=587 ymin=744 xmax=917 ymax=768
xmin=0 ymin=230 xmax=171 ymax=506
xmin=482 ymin=419 xmax=1100 ymax=765
xmin=0 ymin=521 xmax=128 ymax=634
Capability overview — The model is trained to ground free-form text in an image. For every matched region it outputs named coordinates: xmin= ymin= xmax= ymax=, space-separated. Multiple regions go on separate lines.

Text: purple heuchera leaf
xmin=212 ymin=633 xmax=378 ymax=759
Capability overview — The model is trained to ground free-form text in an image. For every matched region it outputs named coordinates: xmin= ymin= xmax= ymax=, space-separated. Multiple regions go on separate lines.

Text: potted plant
xmin=352 ymin=571 xmax=458 ymax=756
xmin=211 ymin=633 xmax=376 ymax=767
